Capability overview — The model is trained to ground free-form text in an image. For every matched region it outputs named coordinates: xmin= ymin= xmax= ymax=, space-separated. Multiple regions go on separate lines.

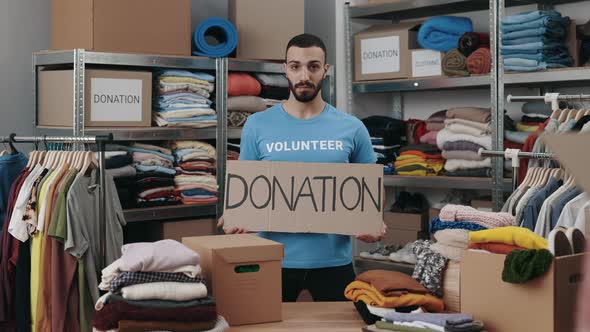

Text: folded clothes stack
xmin=227 ymin=73 xmax=289 ymax=127
xmin=437 ymin=107 xmax=493 ymax=177
xmin=130 ymin=143 xmax=180 ymax=207
xmin=378 ymin=312 xmax=485 ymax=332
xmin=94 ymin=240 xmax=228 ymax=332
xmin=394 ymin=144 xmax=443 ymax=176
xmin=502 ymin=10 xmax=573 ymax=72
xmin=153 ymin=69 xmax=217 ymax=128
xmin=372 ymin=136 xmax=399 ymax=175
xmin=171 ymin=140 xmax=218 ymax=205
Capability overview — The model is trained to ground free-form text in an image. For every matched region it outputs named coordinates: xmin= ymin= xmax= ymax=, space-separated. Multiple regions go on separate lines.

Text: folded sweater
xmin=444 ymin=158 xmax=491 ymax=172
xmin=469 ymin=226 xmax=548 ymax=249
xmin=344 ymin=281 xmax=444 ymax=312
xmin=121 ymin=282 xmax=208 ymax=301
xmin=446 ymin=107 xmax=492 ymax=123
xmin=355 ymin=270 xmax=428 ymax=297
xmin=440 ymin=204 xmax=514 ymax=228
xmin=436 ymin=128 xmax=492 ymax=150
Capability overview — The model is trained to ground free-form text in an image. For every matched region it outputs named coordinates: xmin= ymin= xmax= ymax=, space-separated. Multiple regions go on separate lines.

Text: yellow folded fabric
xmin=397 ymin=170 xmax=429 ymax=176
xmin=160 ymin=76 xmax=211 ymax=87
xmin=516 ymin=123 xmax=540 ymax=132
xmin=394 ymin=160 xmax=428 ymax=168
xmin=396 ymin=155 xmax=427 ymax=162
xmin=344 ymin=281 xmax=444 ymax=312
xmin=469 ymin=226 xmax=548 ymax=250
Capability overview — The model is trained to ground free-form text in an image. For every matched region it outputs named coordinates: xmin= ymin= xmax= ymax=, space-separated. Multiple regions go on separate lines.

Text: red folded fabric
xmin=92 ymin=302 xmax=217 ymax=331
xmin=504 ymin=140 xmax=523 ymax=150
xmin=467 ymin=48 xmax=491 ymax=75
xmin=228 ymin=73 xmax=262 ymax=96
xmin=468 ymin=242 xmax=527 ymax=255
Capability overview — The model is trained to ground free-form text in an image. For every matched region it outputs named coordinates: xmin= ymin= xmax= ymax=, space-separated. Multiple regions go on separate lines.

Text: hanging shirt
xmin=239 ymin=103 xmax=376 ymax=268
xmin=556 ymin=193 xmax=590 ymax=234
xmin=0 ymin=153 xmax=28 ymax=233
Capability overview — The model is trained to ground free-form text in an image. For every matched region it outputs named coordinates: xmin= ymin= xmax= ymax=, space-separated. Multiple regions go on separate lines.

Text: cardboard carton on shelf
xmin=229 ymin=0 xmax=304 ymax=60
xmin=182 ymin=234 xmax=284 ymax=326
xmin=383 ymin=212 xmax=429 ymax=246
xmin=38 ymin=68 xmax=152 ymax=127
xmin=51 ymin=0 xmax=190 ymax=56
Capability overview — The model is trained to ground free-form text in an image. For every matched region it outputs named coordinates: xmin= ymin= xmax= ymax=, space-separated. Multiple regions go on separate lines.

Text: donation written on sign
xmin=223 ymin=161 xmax=384 ymax=235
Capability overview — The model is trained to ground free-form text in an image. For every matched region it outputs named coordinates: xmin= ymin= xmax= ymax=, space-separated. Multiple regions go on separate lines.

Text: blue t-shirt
xmin=238 ymin=103 xmax=376 ymax=268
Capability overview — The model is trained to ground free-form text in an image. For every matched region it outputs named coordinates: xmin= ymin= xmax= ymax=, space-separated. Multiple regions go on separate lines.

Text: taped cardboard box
xmin=461 ymin=250 xmax=584 ymax=332
xmin=51 ymin=0 xmax=191 ymax=55
xmin=223 ymin=160 xmax=384 ymax=235
xmin=383 ymin=212 xmax=428 ymax=245
xmin=411 ymin=49 xmax=443 ymax=78
xmin=229 ymin=0 xmax=304 ymax=60
xmin=182 ymin=234 xmax=283 ymax=326
xmin=38 ymin=69 xmax=152 ymax=127
xmin=354 ymin=21 xmax=421 ymax=81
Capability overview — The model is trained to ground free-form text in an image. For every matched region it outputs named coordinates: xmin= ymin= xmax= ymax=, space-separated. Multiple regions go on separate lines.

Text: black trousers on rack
xmin=281 ymin=263 xmax=356 ymax=302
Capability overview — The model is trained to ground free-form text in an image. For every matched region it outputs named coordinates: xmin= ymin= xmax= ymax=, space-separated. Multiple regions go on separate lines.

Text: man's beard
xmin=288 ymin=77 xmax=324 ymax=103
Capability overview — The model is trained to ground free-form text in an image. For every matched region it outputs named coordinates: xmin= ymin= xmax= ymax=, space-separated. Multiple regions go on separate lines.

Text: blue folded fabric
xmin=417 ymin=16 xmax=473 ymax=52
xmin=135 ymin=165 xmax=177 ymax=175
xmin=502 ymin=36 xmax=558 ymax=45
xmin=501 ymin=10 xmax=562 ymax=25
xmin=157 ymin=69 xmax=215 ymax=82
xmin=501 ymin=15 xmax=570 ymax=33
xmin=502 ymin=41 xmax=564 ymax=51
xmin=504 ymin=57 xmax=573 ymax=67
xmin=503 ymin=27 xmax=566 ymax=40
xmin=128 ymin=147 xmax=175 ymax=162
xmin=157 ymin=105 xmax=214 ymax=112
xmin=429 ymin=217 xmax=487 ymax=233
xmin=502 ymin=51 xmax=571 ymax=62
xmin=192 ymin=17 xmax=238 ymax=58
xmin=504 ymin=63 xmax=568 ymax=72
xmin=182 ymin=189 xmax=217 ymax=196
xmin=502 ymin=45 xmax=568 ymax=55
xmin=165 ymin=115 xmax=217 ymax=122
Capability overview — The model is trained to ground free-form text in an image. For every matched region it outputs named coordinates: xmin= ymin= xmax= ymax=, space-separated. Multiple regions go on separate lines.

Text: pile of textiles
xmin=345 ymin=270 xmax=445 ymax=325
xmin=502 ymin=10 xmax=574 ymax=72
xmin=436 ymin=107 xmax=493 ymax=177
xmin=227 ymin=73 xmax=288 ymax=127
xmin=95 ymin=240 xmax=228 ymax=332
xmin=376 ymin=312 xmax=484 ymax=332
xmin=100 ymin=151 xmax=135 ymax=209
xmin=418 ymin=16 xmax=473 ymax=52
xmin=394 ymin=144 xmax=443 ymax=176
xmin=468 ymin=226 xmax=553 ymax=284
xmin=171 ymin=141 xmax=218 ymax=205
xmin=371 ymin=136 xmax=399 ymax=175
xmin=405 ymin=119 xmax=429 ymax=145
xmin=227 ymin=144 xmax=240 ymax=161
xmin=131 ymin=143 xmax=180 ymax=207
xmin=421 ymin=110 xmax=446 ymax=146
xmin=153 ymin=69 xmax=217 ymax=128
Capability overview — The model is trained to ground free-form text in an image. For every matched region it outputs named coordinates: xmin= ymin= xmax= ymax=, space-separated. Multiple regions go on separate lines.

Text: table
xmin=228 ymin=302 xmax=366 ymax=332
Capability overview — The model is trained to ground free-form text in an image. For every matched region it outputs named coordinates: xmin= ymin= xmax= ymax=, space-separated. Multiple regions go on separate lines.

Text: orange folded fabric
xmin=344 ymin=281 xmax=444 ymax=312
xmin=467 ymin=48 xmax=491 ymax=75
xmin=468 ymin=242 xmax=527 ymax=255
xmin=228 ymin=73 xmax=262 ymax=96
xmin=356 ymin=270 xmax=428 ymax=297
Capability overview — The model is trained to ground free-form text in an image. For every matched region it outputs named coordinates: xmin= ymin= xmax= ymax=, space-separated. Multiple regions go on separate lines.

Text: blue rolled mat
xmin=192 ymin=17 xmax=238 ymax=58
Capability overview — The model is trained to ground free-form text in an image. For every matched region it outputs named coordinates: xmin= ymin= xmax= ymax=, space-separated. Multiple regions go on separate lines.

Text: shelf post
xmin=216 ymin=57 xmax=229 ymax=220
xmin=490 ymin=0 xmax=505 ymax=211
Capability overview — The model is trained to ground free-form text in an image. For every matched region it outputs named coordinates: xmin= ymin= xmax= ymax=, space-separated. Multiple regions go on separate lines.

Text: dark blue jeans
xmin=281 ymin=263 xmax=356 ymax=302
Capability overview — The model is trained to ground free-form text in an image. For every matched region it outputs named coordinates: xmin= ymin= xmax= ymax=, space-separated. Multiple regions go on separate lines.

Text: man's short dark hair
xmin=285 ymin=33 xmax=327 ymax=62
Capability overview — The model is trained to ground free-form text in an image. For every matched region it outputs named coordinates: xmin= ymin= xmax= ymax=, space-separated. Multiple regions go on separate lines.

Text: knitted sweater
xmin=439 ymin=204 xmax=514 ymax=228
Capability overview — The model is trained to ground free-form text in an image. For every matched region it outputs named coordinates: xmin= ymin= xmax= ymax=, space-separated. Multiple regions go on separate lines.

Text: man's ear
xmin=323 ymin=63 xmax=331 ymax=79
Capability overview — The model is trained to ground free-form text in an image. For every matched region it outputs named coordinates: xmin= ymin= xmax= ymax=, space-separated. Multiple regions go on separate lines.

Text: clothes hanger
xmin=26 ymin=150 xmax=36 ymax=168
xmin=521 ymin=166 xmax=540 ymax=187
xmin=8 ymin=134 xmax=18 ymax=155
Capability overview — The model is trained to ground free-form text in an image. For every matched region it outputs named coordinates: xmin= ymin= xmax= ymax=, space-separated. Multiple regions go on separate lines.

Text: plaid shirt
xmin=110 ymin=271 xmax=206 ymax=292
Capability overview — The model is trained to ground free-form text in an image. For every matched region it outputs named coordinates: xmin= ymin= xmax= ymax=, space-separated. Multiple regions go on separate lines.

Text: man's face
xmin=284 ymin=46 xmax=329 ymax=103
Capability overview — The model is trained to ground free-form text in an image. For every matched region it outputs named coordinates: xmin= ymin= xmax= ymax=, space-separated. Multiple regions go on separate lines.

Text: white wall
xmin=0 ymin=0 xmax=50 ymax=140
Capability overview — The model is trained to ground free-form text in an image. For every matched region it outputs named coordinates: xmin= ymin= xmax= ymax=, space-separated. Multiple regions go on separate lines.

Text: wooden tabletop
xmin=228 ymin=302 xmax=366 ymax=332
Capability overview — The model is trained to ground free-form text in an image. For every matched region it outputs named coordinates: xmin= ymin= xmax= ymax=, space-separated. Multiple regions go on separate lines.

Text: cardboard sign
xmin=412 ymin=50 xmax=442 ymax=78
xmin=542 ymin=133 xmax=590 ymax=193
xmin=90 ymin=77 xmax=143 ymax=122
xmin=360 ymin=35 xmax=400 ymax=75
xmin=223 ymin=160 xmax=384 ymax=235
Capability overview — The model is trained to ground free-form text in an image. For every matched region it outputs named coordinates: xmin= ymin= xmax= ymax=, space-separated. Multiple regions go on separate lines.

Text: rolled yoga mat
xmin=442 ymin=49 xmax=469 ymax=77
xmin=192 ymin=17 xmax=238 ymax=58
xmin=458 ymin=32 xmax=490 ymax=56
xmin=467 ymin=47 xmax=491 ymax=74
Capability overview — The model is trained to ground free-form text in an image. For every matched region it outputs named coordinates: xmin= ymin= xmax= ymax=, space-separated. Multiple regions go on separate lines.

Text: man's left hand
xmin=355 ymin=222 xmax=387 ymax=243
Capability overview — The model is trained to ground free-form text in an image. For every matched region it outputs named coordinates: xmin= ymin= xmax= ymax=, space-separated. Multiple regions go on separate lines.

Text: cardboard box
xmin=182 ymin=234 xmax=283 ymax=325
xmin=223 ymin=161 xmax=384 ymax=235
xmin=354 ymin=22 xmax=421 ymax=81
xmin=229 ymin=0 xmax=304 ymax=60
xmin=442 ymin=261 xmax=461 ymax=313
xmin=411 ymin=49 xmax=443 ymax=78
xmin=383 ymin=212 xmax=428 ymax=246
xmin=51 ymin=0 xmax=190 ymax=55
xmin=461 ymin=250 xmax=584 ymax=332
xmin=38 ymin=69 xmax=152 ymax=127
xmin=471 ymin=199 xmax=493 ymax=210
xmin=429 ymin=208 xmax=440 ymax=222
xmin=160 ymin=218 xmax=216 ymax=242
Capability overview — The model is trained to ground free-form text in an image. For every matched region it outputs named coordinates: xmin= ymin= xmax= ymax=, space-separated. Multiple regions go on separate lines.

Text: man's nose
xmin=300 ymin=67 xmax=311 ymax=80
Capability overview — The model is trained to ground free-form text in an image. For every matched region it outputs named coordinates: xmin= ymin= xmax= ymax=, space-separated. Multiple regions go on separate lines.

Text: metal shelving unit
xmin=345 ymin=0 xmax=590 ymax=211
xmin=384 ymin=175 xmax=512 ymax=191
xmin=33 ymin=49 xmax=335 ymax=223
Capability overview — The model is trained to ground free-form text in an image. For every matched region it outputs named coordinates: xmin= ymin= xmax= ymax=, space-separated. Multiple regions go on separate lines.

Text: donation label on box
xmin=223 ymin=160 xmax=384 ymax=235
xmin=361 ymin=36 xmax=400 ymax=75
xmin=412 ymin=50 xmax=442 ymax=78
xmin=90 ymin=78 xmax=143 ymax=122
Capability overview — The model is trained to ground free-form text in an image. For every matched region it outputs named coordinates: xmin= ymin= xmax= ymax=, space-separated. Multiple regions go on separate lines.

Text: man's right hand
xmin=217 ymin=216 xmax=248 ymax=234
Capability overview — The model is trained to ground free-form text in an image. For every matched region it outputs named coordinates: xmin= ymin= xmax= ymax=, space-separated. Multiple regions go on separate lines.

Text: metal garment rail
xmin=507 ymin=93 xmax=590 ymax=111
xmin=480 ymin=149 xmax=556 ymax=191
xmin=0 ymin=134 xmax=113 ymax=269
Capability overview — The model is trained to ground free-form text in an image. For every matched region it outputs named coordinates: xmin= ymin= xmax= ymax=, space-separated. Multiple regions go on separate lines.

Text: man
xmin=218 ymin=33 xmax=384 ymax=301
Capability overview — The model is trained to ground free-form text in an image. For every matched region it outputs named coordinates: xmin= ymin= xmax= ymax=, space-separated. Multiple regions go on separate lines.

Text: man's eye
xmin=290 ymin=65 xmax=299 ymax=70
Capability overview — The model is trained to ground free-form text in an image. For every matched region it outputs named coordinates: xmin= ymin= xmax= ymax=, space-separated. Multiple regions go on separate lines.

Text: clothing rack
xmin=507 ymin=93 xmax=590 ymax=111
xmin=479 ymin=148 xmax=557 ymax=191
xmin=0 ymin=134 xmax=113 ymax=269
